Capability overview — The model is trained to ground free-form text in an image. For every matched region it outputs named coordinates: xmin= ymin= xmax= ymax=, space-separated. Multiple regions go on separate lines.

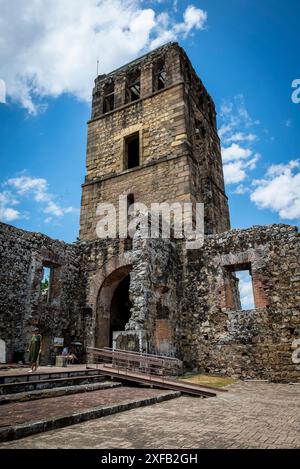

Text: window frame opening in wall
xmin=223 ymin=263 xmax=255 ymax=311
xmin=41 ymin=265 xmax=52 ymax=303
xmin=125 ymin=69 xmax=141 ymax=103
xmin=153 ymin=59 xmax=166 ymax=92
xmin=40 ymin=263 xmax=60 ymax=304
xmin=124 ymin=132 xmax=140 ymax=170
xmin=235 ymin=268 xmax=255 ymax=311
xmin=103 ymin=81 xmax=115 ymax=114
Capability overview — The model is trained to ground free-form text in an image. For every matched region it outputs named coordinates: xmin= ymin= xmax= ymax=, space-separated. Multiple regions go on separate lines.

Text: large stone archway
xmin=87 ymin=252 xmax=134 ymax=349
xmin=95 ymin=264 xmax=133 ymax=348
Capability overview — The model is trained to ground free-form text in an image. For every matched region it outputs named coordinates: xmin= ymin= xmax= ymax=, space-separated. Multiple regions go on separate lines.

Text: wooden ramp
xmin=87 ymin=347 xmax=226 ymax=398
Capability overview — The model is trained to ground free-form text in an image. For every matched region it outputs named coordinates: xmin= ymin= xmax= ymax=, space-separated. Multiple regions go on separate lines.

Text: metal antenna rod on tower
xmin=97 ymin=57 xmax=99 ymax=76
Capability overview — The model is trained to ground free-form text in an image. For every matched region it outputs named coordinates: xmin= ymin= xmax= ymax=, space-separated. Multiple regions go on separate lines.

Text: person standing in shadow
xmin=27 ymin=327 xmax=42 ymax=373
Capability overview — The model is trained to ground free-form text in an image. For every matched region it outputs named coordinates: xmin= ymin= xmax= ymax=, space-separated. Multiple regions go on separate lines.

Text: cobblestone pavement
xmin=0 ymin=386 xmax=171 ymax=427
xmin=1 ymin=382 xmax=299 ymax=449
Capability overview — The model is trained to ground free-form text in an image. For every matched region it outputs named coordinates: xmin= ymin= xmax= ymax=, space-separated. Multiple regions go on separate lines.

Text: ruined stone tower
xmin=80 ymin=42 xmax=230 ymax=240
xmin=1 ymin=43 xmax=299 ymax=382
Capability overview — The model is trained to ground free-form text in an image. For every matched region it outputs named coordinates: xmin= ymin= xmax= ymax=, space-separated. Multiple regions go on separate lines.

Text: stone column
xmin=140 ymin=63 xmax=153 ymax=97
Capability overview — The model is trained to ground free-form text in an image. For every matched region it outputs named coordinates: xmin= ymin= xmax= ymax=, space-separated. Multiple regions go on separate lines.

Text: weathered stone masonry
xmin=179 ymin=225 xmax=300 ymax=382
xmin=0 ymin=223 xmax=84 ymax=364
xmin=80 ymin=42 xmax=230 ymax=240
xmin=0 ymin=43 xmax=299 ymax=382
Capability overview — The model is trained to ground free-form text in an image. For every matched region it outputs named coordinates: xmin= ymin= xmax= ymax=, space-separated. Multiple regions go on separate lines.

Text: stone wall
xmin=79 ymin=237 xmax=132 ymax=348
xmin=0 ymin=223 xmax=85 ymax=364
xmin=80 ymin=154 xmax=191 ymax=241
xmin=0 ymin=219 xmax=299 ymax=381
xmin=128 ymin=231 xmax=181 ymax=356
xmin=182 ymin=50 xmax=230 ymax=234
xmin=79 ymin=229 xmax=180 ymax=356
xmin=87 ymin=84 xmax=186 ymax=179
xmin=178 ymin=224 xmax=300 ymax=382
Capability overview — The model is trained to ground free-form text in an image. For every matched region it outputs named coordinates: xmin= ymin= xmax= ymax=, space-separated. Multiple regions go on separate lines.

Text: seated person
xmin=67 ymin=352 xmax=78 ymax=364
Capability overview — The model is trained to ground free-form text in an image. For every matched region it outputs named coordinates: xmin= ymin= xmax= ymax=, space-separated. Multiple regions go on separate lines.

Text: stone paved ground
xmin=0 ymin=365 xmax=89 ymax=377
xmin=0 ymin=382 xmax=299 ymax=449
xmin=0 ymin=386 xmax=171 ymax=427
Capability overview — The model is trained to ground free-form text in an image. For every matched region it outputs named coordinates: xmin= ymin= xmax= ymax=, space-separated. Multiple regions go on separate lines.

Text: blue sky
xmin=0 ymin=0 xmax=299 ymax=246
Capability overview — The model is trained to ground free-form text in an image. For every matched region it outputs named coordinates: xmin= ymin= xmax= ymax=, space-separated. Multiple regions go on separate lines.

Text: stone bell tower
xmin=79 ymin=42 xmax=230 ymax=240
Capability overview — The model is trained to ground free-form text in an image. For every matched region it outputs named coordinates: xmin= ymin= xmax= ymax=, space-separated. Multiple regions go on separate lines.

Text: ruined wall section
xmin=80 ymin=229 xmax=181 ymax=356
xmin=128 ymin=231 xmax=181 ymax=356
xmin=0 ymin=223 xmax=85 ymax=363
xmin=79 ymin=237 xmax=131 ymax=348
xmin=179 ymin=225 xmax=300 ymax=382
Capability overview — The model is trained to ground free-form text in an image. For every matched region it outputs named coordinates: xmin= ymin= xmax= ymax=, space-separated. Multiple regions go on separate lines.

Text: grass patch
xmin=179 ymin=373 xmax=236 ymax=388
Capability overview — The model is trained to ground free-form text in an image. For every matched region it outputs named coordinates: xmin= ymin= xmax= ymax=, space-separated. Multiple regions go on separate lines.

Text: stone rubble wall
xmin=0 ymin=223 xmax=85 ymax=363
xmin=0 ymin=221 xmax=299 ymax=382
xmin=128 ymin=232 xmax=181 ymax=356
xmin=79 ymin=237 xmax=132 ymax=348
xmin=179 ymin=224 xmax=300 ymax=382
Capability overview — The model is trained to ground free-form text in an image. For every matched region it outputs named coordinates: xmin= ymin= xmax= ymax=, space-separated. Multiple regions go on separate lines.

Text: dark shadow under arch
xmin=95 ymin=265 xmax=132 ymax=348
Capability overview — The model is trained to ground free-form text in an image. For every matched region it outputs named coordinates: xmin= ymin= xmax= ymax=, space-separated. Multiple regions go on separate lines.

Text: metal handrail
xmin=86 ymin=346 xmax=183 ymax=379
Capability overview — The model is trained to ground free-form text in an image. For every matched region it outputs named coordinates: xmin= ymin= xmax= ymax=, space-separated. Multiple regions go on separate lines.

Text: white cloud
xmin=222 ymin=143 xmax=252 ymax=163
xmin=223 ymin=161 xmax=247 ymax=184
xmin=173 ymin=5 xmax=207 ymax=37
xmin=1 ymin=207 xmax=20 ymax=222
xmin=0 ymin=79 xmax=6 ymax=104
xmin=0 ymin=1 xmax=207 ymax=114
xmin=219 ymin=95 xmax=260 ymax=186
xmin=224 ymin=132 xmax=257 ymax=144
xmin=251 ymin=160 xmax=300 ymax=220
xmin=236 ymin=271 xmax=255 ymax=310
xmin=4 ymin=175 xmax=77 ymax=221
xmin=221 ymin=145 xmax=260 ymax=184
xmin=233 ymin=184 xmax=249 ymax=195
xmin=0 ymin=191 xmax=20 ymax=222
xmin=7 ymin=177 xmax=48 ymax=198
xmin=220 ymin=102 xmax=233 ymax=115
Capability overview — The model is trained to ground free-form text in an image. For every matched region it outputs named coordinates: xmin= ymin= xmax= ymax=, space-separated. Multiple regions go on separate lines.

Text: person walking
xmin=27 ymin=327 xmax=42 ymax=373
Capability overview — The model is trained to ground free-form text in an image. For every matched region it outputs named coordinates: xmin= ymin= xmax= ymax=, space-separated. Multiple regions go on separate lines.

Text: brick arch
xmin=87 ymin=252 xmax=134 ymax=348
xmin=87 ymin=252 xmax=134 ymax=308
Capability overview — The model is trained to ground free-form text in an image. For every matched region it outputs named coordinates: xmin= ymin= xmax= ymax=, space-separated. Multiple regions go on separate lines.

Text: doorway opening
xmin=96 ymin=265 xmax=133 ymax=349
xmin=109 ymin=275 xmax=132 ymax=346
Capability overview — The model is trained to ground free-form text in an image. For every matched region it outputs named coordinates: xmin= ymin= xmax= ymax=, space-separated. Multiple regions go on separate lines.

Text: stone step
xmin=0 ymin=374 xmax=106 ymax=395
xmin=0 ymin=381 xmax=121 ymax=405
xmin=0 ymin=368 xmax=102 ymax=385
xmin=0 ymin=387 xmax=180 ymax=442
